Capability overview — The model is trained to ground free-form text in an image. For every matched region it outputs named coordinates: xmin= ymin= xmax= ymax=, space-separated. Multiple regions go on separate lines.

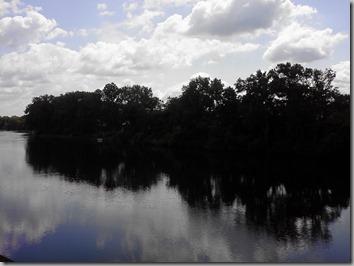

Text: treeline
xmin=0 ymin=116 xmax=25 ymax=131
xmin=23 ymin=63 xmax=350 ymax=154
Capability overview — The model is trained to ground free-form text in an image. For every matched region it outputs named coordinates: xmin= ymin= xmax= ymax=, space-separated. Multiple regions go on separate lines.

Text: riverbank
xmin=24 ymin=130 xmax=349 ymax=161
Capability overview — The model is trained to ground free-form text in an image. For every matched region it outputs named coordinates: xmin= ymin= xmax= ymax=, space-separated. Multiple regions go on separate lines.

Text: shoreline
xmin=21 ymin=130 xmax=349 ymax=160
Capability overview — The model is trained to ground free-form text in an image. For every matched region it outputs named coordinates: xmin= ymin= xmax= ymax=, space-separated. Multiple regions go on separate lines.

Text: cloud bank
xmin=0 ymin=0 xmax=349 ymax=115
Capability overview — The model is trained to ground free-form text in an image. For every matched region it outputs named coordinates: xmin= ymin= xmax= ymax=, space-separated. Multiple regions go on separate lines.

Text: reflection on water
xmin=0 ymin=131 xmax=350 ymax=262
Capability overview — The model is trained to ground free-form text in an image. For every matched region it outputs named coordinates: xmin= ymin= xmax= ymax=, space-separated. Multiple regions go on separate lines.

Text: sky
xmin=0 ymin=0 xmax=351 ymax=116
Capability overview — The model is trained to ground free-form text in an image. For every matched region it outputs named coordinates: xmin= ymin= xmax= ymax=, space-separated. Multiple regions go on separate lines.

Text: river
xmin=0 ymin=131 xmax=350 ymax=262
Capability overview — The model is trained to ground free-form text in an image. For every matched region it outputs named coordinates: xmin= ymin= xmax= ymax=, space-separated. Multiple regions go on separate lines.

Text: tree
xmin=235 ymin=70 xmax=274 ymax=149
xmin=267 ymin=63 xmax=340 ymax=149
xmin=234 ymin=62 xmax=347 ymax=152
xmin=22 ymin=63 xmax=349 ymax=154
xmin=0 ymin=116 xmax=25 ymax=131
xmin=25 ymin=94 xmax=55 ymax=134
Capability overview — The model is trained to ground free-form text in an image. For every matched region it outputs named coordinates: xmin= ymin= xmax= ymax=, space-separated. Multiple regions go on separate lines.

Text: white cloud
xmin=77 ymin=40 xmax=137 ymax=76
xmin=189 ymin=72 xmax=211 ymax=79
xmin=146 ymin=35 xmax=259 ymax=68
xmin=263 ymin=22 xmax=348 ymax=63
xmin=161 ymin=0 xmax=317 ymax=38
xmin=121 ymin=9 xmax=164 ymax=34
xmin=94 ymin=23 xmax=128 ymax=42
xmin=158 ymin=72 xmax=230 ymax=101
xmin=122 ymin=78 xmax=134 ymax=86
xmin=0 ymin=30 xmax=259 ymax=115
xmin=153 ymin=14 xmax=189 ymax=36
xmin=0 ymin=42 xmax=82 ymax=115
xmin=91 ymin=18 xmax=259 ymax=70
xmin=332 ymin=61 xmax=350 ymax=94
xmin=0 ymin=0 xmax=12 ymax=16
xmin=97 ymin=3 xmax=114 ymax=16
xmin=143 ymin=0 xmax=197 ymax=9
xmin=97 ymin=3 xmax=108 ymax=10
xmin=156 ymin=81 xmax=184 ymax=100
xmin=99 ymin=10 xmax=115 ymax=16
xmin=122 ymin=1 xmax=139 ymax=13
xmin=204 ymin=59 xmax=217 ymax=65
xmin=0 ymin=0 xmax=22 ymax=16
xmin=280 ymin=0 xmax=317 ymax=19
xmin=0 ymin=43 xmax=78 ymax=87
xmin=0 ymin=8 xmax=71 ymax=51
xmin=78 ymin=28 xmax=89 ymax=37
xmin=0 ymin=0 xmax=349 ymax=115
xmin=186 ymin=0 xmax=273 ymax=37
xmin=47 ymin=27 xmax=73 ymax=40
xmin=119 ymin=0 xmax=316 ymax=40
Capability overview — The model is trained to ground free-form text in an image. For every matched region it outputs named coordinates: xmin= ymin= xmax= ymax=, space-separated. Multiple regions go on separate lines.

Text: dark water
xmin=0 ymin=131 xmax=350 ymax=262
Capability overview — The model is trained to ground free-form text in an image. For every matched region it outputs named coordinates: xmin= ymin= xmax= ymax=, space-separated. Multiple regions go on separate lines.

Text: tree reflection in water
xmin=26 ymin=137 xmax=161 ymax=191
xmin=25 ymin=136 xmax=349 ymax=249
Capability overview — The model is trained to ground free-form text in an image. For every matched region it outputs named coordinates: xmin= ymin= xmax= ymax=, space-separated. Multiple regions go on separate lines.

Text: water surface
xmin=0 ymin=131 xmax=350 ymax=262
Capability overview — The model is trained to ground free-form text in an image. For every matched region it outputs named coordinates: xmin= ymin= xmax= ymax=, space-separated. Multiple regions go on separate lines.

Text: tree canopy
xmin=20 ymin=63 xmax=350 ymax=154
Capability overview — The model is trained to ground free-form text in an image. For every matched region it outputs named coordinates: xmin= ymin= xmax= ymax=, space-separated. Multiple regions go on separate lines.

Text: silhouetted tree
xmin=0 ymin=115 xmax=25 ymax=131
xmin=25 ymin=94 xmax=55 ymax=134
xmin=22 ymin=62 xmax=349 ymax=154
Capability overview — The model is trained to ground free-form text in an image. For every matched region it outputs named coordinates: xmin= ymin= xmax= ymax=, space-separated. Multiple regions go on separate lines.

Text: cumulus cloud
xmin=0 ymin=0 xmax=21 ymax=16
xmin=121 ymin=9 xmax=164 ymax=34
xmin=0 ymin=30 xmax=258 ymax=115
xmin=0 ymin=8 xmax=71 ymax=51
xmin=123 ymin=1 xmax=139 ymax=13
xmin=263 ymin=22 xmax=348 ymax=63
xmin=79 ymin=34 xmax=258 ymax=72
xmin=78 ymin=28 xmax=89 ymax=37
xmin=94 ymin=23 xmax=129 ymax=43
xmin=0 ymin=43 xmax=81 ymax=114
xmin=97 ymin=3 xmax=114 ymax=16
xmin=331 ymin=61 xmax=350 ymax=94
xmin=47 ymin=27 xmax=73 ymax=40
xmin=0 ymin=0 xmax=12 ymax=16
xmin=77 ymin=41 xmax=137 ymax=76
xmin=148 ymin=36 xmax=259 ymax=68
xmin=190 ymin=72 xmax=211 ymax=79
xmin=153 ymin=0 xmax=316 ymax=38
xmin=143 ymin=0 xmax=197 ymax=9
xmin=0 ymin=0 xmax=348 ymax=115
xmin=280 ymin=0 xmax=317 ymax=18
xmin=186 ymin=0 xmax=280 ymax=37
xmin=0 ymin=43 xmax=79 ymax=94
xmin=157 ymin=72 xmax=230 ymax=101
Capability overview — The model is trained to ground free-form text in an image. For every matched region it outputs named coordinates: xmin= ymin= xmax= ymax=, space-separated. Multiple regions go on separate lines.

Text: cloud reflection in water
xmin=0 ymin=132 xmax=350 ymax=262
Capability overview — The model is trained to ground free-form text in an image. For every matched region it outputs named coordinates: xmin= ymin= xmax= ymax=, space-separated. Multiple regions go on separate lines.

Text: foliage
xmin=21 ymin=63 xmax=349 ymax=154
xmin=0 ymin=115 xmax=25 ymax=131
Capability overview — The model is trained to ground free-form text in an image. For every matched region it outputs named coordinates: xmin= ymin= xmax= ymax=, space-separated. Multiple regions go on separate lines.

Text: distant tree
xmin=0 ymin=115 xmax=25 ymax=131
xmin=22 ymin=63 xmax=349 ymax=154
xmin=235 ymin=62 xmax=347 ymax=152
xmin=74 ymin=91 xmax=103 ymax=136
xmin=25 ymin=94 xmax=55 ymax=134
xmin=235 ymin=70 xmax=273 ymax=149
xmin=163 ymin=77 xmax=227 ymax=148
xmin=100 ymin=83 xmax=162 ymax=140
xmin=267 ymin=63 xmax=341 ymax=150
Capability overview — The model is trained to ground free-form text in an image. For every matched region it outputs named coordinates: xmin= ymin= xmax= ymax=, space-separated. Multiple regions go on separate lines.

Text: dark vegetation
xmin=0 ymin=115 xmax=25 ymax=131
xmin=5 ymin=63 xmax=351 ymax=154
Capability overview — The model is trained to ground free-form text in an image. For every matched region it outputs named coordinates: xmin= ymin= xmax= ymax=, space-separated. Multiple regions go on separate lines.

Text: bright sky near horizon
xmin=0 ymin=0 xmax=351 ymax=116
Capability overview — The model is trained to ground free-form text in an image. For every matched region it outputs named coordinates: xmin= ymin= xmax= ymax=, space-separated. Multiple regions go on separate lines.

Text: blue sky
xmin=0 ymin=0 xmax=351 ymax=115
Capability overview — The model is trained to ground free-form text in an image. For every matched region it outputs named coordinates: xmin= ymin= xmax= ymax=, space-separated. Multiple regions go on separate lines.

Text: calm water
xmin=0 ymin=131 xmax=350 ymax=262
